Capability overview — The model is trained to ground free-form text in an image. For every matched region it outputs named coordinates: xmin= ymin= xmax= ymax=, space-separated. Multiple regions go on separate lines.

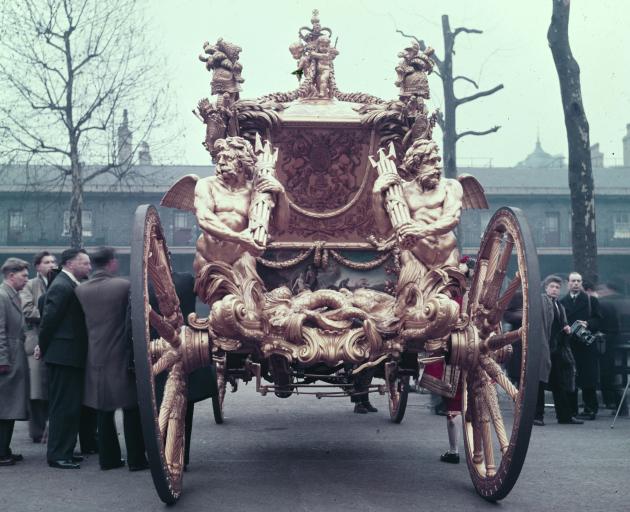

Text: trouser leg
xmin=184 ymin=402 xmax=194 ymax=466
xmin=47 ymin=364 xmax=83 ymax=461
xmin=582 ymin=387 xmax=599 ymax=414
xmin=122 ymin=407 xmax=147 ymax=468
xmin=79 ymin=405 xmax=98 ymax=453
xmin=29 ymin=399 xmax=48 ymax=441
xmin=97 ymin=410 xmax=121 ymax=468
xmin=566 ymin=390 xmax=578 ymax=417
xmin=535 ymin=382 xmax=546 ymax=420
xmin=0 ymin=419 xmax=15 ymax=458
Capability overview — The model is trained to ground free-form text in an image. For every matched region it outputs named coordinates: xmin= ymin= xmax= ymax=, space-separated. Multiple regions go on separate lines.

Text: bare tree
xmin=548 ymin=0 xmax=598 ymax=284
xmin=397 ymin=15 xmax=504 ymax=179
xmin=0 ymin=0 xmax=169 ymax=248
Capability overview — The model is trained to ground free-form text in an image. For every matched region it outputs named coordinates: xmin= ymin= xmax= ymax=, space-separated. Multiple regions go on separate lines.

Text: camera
xmin=570 ymin=321 xmax=595 ymax=346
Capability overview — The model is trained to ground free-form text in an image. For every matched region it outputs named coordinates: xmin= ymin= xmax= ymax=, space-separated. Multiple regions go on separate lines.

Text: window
xmin=543 ymin=212 xmax=560 ymax=245
xmin=174 ymin=211 xmax=188 ymax=230
xmin=63 ymin=210 xmax=93 ymax=237
xmin=173 ymin=211 xmax=191 ymax=245
xmin=480 ymin=211 xmax=491 ymax=233
xmin=613 ymin=212 xmax=630 ymax=239
xmin=8 ymin=210 xmax=24 ymax=234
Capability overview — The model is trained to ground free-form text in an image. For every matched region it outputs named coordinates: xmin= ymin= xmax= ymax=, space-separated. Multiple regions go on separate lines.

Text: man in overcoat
xmin=0 ymin=258 xmax=30 ymax=466
xmin=39 ymin=248 xmax=91 ymax=469
xmin=542 ymin=275 xmax=582 ymax=424
xmin=560 ymin=271 xmax=603 ymax=420
xmin=76 ymin=247 xmax=148 ymax=471
xmin=20 ymin=251 xmax=56 ymax=443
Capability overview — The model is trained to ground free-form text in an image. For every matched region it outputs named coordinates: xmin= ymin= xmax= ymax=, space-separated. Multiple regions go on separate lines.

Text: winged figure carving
xmin=160 ymin=175 xmax=199 ymax=213
xmin=457 ymin=174 xmax=488 ymax=210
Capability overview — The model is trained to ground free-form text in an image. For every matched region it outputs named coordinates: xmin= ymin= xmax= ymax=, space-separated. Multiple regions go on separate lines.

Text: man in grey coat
xmin=20 ymin=251 xmax=57 ymax=443
xmin=76 ymin=247 xmax=147 ymax=471
xmin=0 ymin=258 xmax=30 ymax=466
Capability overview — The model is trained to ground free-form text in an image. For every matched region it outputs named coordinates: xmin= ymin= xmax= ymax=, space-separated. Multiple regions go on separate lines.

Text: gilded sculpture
xmin=395 ymin=42 xmax=435 ymax=101
xmin=135 ymin=10 xmax=542 ymax=505
xmin=161 ymin=135 xmax=289 ymax=300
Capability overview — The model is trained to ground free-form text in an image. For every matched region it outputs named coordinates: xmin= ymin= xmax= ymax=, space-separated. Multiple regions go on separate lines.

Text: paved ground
xmin=2 ymin=386 xmax=628 ymax=512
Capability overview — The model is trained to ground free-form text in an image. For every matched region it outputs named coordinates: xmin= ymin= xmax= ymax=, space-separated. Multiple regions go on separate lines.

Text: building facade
xmin=1 ymin=161 xmax=629 ymax=287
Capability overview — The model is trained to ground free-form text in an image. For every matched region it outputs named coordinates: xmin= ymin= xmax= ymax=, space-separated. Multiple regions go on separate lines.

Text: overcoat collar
xmin=1 ymin=281 xmax=22 ymax=313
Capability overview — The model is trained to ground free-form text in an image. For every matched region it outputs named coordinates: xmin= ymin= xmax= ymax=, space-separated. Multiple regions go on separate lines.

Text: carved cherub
xmin=310 ymin=36 xmax=339 ymax=98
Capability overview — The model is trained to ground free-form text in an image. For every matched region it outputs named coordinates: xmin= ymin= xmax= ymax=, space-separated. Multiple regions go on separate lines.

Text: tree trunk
xmin=440 ymin=15 xmax=457 ymax=181
xmin=548 ymin=0 xmax=598 ymax=284
xmin=69 ymin=146 xmax=83 ymax=249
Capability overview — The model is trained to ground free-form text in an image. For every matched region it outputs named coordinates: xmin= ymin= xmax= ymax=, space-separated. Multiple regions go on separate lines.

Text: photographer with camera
xmin=560 ymin=272 xmax=603 ymax=420
xmin=541 ymin=276 xmax=582 ymax=425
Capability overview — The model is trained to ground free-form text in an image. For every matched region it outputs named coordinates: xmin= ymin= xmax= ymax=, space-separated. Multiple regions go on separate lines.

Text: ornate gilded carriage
xmin=130 ymin=10 xmax=542 ymax=505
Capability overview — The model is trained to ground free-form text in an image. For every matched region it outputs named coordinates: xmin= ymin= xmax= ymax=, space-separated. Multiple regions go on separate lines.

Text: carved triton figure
xmin=372 ymin=139 xmax=488 ymax=279
xmin=161 ymin=136 xmax=289 ymax=290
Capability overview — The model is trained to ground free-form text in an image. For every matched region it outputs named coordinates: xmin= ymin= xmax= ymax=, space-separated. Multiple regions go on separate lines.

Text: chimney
xmin=117 ymin=109 xmax=132 ymax=165
xmin=590 ymin=143 xmax=604 ymax=168
xmin=623 ymin=123 xmax=630 ymax=167
xmin=138 ymin=141 xmax=152 ymax=165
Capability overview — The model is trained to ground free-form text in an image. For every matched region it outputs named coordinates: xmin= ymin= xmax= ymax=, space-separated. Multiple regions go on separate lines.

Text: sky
xmin=150 ymin=0 xmax=630 ymax=168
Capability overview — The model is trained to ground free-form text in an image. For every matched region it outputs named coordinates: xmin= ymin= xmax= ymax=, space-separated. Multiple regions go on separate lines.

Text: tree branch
xmin=456 ymin=125 xmax=500 ymax=141
xmin=457 ymin=84 xmax=504 ymax=106
xmin=453 ymin=27 xmax=483 ymax=38
xmin=453 ymin=75 xmax=479 ymax=89
xmin=395 ymin=29 xmax=443 ymax=67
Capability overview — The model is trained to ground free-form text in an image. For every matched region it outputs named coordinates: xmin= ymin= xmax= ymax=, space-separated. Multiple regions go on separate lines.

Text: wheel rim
xmin=386 ymin=362 xmax=409 ymax=423
xmin=212 ymin=356 xmax=226 ymax=424
xmin=131 ymin=205 xmax=187 ymax=504
xmin=461 ymin=207 xmax=542 ymax=501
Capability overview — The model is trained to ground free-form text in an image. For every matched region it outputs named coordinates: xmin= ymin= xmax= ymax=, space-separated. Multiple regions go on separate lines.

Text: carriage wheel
xmin=211 ymin=356 xmax=226 ymax=424
xmin=461 ymin=207 xmax=542 ymax=501
xmin=385 ymin=362 xmax=409 ymax=423
xmin=131 ymin=205 xmax=188 ymax=504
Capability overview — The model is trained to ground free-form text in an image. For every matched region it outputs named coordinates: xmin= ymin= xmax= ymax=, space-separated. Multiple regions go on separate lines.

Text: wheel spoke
xmin=481 ymin=328 xmax=522 ymax=352
xmin=479 ymin=355 xmax=518 ymax=401
xmin=152 ymin=348 xmax=179 ymax=376
xmin=481 ymin=379 xmax=510 ymax=455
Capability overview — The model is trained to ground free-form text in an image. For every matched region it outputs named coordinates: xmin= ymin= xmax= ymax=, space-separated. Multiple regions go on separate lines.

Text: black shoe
xmin=576 ymin=412 xmax=596 ymax=420
xmin=354 ymin=403 xmax=369 ymax=414
xmin=362 ymin=401 xmax=378 ymax=413
xmin=81 ymin=448 xmax=98 ymax=455
xmin=533 ymin=418 xmax=545 ymax=426
xmin=32 ymin=437 xmax=42 ymax=443
xmin=434 ymin=406 xmax=447 ymax=417
xmin=129 ymin=461 xmax=150 ymax=472
xmin=0 ymin=456 xmax=16 ymax=466
xmin=72 ymin=454 xmax=84 ymax=462
xmin=440 ymin=451 xmax=460 ymax=464
xmin=49 ymin=459 xmax=81 ymax=469
xmin=101 ymin=459 xmax=125 ymax=470
xmin=558 ymin=417 xmax=584 ymax=425
xmin=9 ymin=452 xmax=23 ymax=462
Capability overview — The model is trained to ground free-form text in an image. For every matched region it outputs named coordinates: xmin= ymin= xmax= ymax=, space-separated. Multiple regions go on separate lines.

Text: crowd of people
xmin=0 ymin=248 xmax=149 ymax=469
xmin=506 ymin=271 xmax=629 ymax=427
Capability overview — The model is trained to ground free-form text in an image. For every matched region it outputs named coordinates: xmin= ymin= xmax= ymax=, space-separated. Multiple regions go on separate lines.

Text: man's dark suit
xmin=39 ymin=271 xmax=95 ymax=461
xmin=560 ymin=290 xmax=603 ymax=416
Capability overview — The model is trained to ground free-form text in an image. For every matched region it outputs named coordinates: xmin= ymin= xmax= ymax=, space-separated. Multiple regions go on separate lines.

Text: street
xmin=1 ymin=385 xmax=628 ymax=512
